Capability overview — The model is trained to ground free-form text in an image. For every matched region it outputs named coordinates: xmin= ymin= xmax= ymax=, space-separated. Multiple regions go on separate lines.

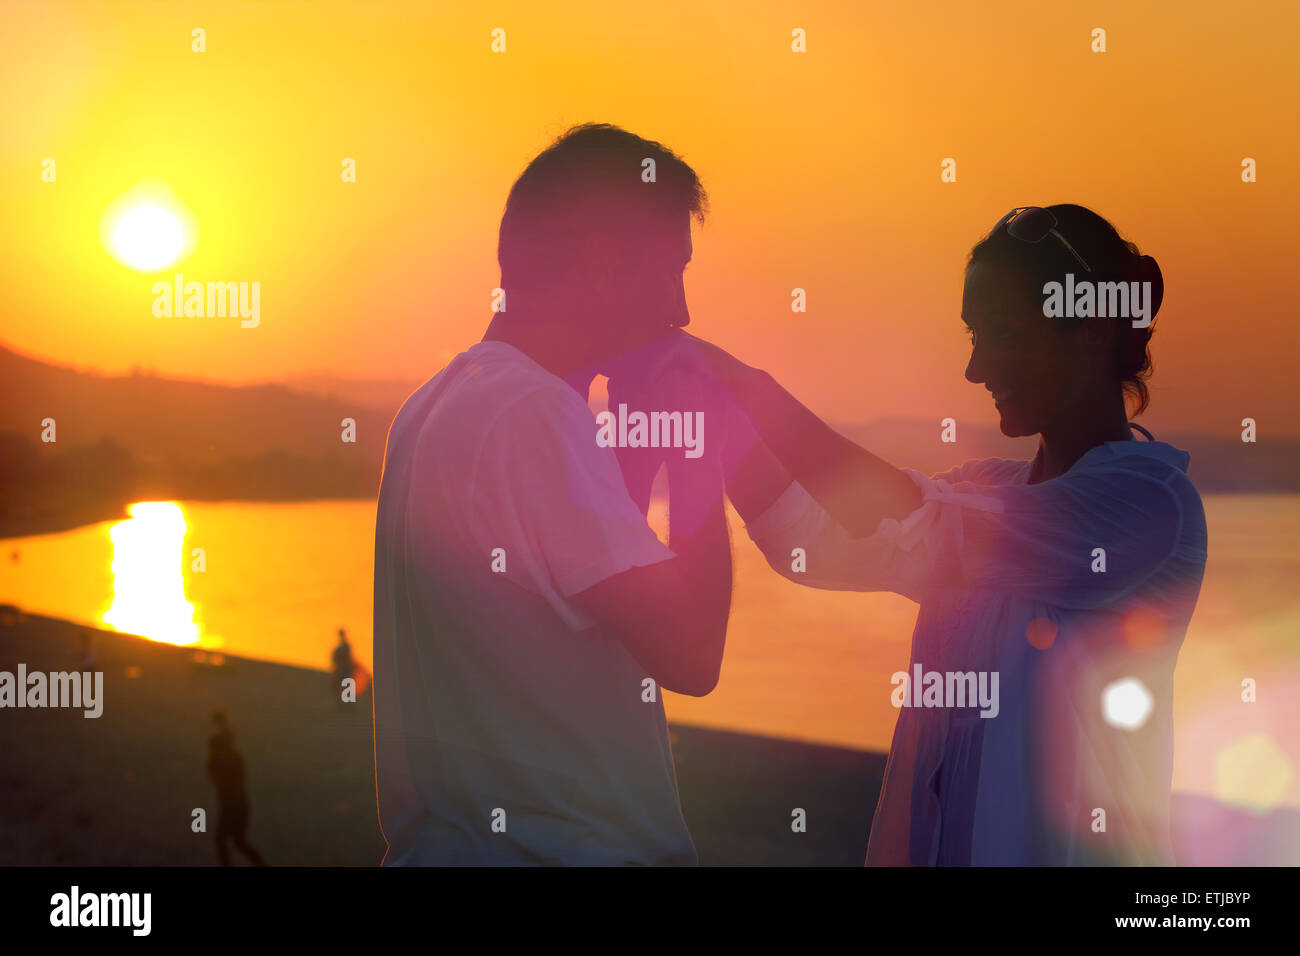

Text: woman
xmin=680 ymin=205 xmax=1208 ymax=865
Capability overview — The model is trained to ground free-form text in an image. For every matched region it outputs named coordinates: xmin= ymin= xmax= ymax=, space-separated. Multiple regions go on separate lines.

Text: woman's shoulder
xmin=1086 ymin=440 xmax=1208 ymax=539
xmin=1074 ymin=440 xmax=1204 ymax=501
xmin=930 ymin=457 xmax=1032 ymax=487
xmin=945 ymin=441 xmax=1201 ymax=495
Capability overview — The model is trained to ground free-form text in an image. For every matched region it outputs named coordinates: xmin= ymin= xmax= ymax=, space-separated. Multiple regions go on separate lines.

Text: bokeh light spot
xmin=1214 ymin=734 xmax=1295 ymax=812
xmin=1102 ymin=676 xmax=1154 ymax=730
xmin=1026 ymin=616 xmax=1058 ymax=650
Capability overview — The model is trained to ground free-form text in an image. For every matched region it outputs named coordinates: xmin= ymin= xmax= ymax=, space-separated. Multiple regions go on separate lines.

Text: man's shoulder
xmin=398 ymin=347 xmax=602 ymax=486
xmin=395 ymin=343 xmax=579 ymax=435
xmin=463 ymin=356 xmax=592 ymax=444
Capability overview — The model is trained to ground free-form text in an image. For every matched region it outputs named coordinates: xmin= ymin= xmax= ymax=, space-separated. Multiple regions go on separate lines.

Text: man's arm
xmin=570 ymin=452 xmax=731 ymax=697
xmin=574 ymin=368 xmax=732 ymax=697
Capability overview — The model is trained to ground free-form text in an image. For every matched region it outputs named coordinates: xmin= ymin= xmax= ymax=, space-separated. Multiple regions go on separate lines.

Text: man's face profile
xmin=582 ymin=209 xmax=692 ymax=370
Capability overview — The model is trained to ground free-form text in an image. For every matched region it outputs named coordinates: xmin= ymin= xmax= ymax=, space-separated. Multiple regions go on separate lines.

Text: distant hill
xmin=0 ymin=342 xmax=1295 ymax=537
xmin=0 ymin=344 xmax=391 ymax=465
xmin=280 ymin=372 xmax=423 ymax=417
xmin=0 ymin=343 xmax=393 ymax=536
xmin=836 ymin=418 xmax=1300 ymax=493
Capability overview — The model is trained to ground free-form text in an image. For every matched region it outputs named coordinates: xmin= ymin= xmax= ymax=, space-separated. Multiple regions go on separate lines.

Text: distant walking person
xmin=331 ymin=627 xmax=354 ymax=700
xmin=206 ymin=710 xmax=267 ymax=866
xmin=77 ymin=629 xmax=96 ymax=670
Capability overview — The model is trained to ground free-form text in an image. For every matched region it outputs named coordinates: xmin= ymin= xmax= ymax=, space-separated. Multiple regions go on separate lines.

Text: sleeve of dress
xmin=740 ymin=472 xmax=934 ymax=598
xmin=945 ymin=463 xmax=1184 ymax=609
xmin=743 ymin=460 xmax=1183 ymax=609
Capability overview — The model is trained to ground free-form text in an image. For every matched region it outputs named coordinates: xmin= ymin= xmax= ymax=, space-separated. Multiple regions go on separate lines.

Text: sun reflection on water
xmin=102 ymin=501 xmax=201 ymax=645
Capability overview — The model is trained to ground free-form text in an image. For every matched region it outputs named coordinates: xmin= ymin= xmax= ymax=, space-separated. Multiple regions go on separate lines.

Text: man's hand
xmin=606 ymin=373 xmax=672 ymax=516
xmin=606 ymin=333 xmax=734 ymax=515
xmin=581 ymin=333 xmax=737 ymax=697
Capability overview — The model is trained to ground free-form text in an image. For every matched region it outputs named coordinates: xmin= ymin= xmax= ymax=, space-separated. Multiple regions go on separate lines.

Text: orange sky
xmin=2 ymin=0 xmax=1297 ymax=434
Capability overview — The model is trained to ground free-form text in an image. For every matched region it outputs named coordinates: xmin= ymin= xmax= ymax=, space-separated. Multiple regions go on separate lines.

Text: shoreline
xmin=1 ymin=495 xmax=373 ymax=542
xmin=4 ymin=486 xmax=1296 ymax=544
xmin=1 ymin=611 xmax=1295 ymax=866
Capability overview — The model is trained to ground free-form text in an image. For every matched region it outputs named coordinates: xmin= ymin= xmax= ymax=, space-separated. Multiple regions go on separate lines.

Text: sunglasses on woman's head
xmin=993 ymin=207 xmax=1093 ymax=273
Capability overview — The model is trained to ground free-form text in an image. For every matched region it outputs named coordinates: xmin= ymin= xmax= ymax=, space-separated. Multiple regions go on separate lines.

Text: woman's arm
xmin=674 ymin=332 xmax=922 ymax=538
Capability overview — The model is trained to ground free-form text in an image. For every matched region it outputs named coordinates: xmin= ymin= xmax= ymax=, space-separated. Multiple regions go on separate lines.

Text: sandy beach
xmin=0 ymin=611 xmax=888 ymax=865
xmin=1 ymin=611 xmax=1294 ymax=866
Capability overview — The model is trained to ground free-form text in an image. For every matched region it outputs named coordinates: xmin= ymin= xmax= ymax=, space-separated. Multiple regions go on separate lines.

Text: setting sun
xmin=101 ymin=181 xmax=196 ymax=273
xmin=111 ymin=204 xmax=184 ymax=271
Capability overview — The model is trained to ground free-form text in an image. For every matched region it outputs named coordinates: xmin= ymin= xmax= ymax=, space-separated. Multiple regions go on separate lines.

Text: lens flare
xmin=1025 ymin=616 xmax=1058 ymax=650
xmin=1214 ymin=734 xmax=1295 ymax=812
xmin=1101 ymin=676 xmax=1155 ymax=730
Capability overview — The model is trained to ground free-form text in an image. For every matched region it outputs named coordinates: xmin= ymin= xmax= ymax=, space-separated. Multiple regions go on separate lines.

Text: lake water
xmin=2 ymin=495 xmax=1298 ymax=811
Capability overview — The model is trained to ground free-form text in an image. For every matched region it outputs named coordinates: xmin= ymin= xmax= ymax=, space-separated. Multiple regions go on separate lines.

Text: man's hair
xmin=497 ymin=123 xmax=708 ymax=292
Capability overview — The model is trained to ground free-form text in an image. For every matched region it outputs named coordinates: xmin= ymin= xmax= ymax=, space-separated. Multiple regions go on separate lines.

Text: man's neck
xmin=482 ymin=312 xmax=596 ymax=398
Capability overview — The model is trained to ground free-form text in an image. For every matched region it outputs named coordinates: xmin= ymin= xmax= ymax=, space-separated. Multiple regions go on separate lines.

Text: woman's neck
xmin=1030 ymin=396 xmax=1133 ymax=483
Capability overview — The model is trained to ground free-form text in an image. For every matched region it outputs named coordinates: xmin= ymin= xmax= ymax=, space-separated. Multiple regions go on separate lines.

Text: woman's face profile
xmin=961 ymin=260 xmax=1090 ymax=438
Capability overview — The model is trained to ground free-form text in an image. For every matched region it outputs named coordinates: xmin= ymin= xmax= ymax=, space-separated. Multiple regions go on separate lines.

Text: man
xmin=372 ymin=124 xmax=732 ymax=865
xmin=331 ymin=627 xmax=353 ymax=700
xmin=206 ymin=710 xmax=267 ymax=867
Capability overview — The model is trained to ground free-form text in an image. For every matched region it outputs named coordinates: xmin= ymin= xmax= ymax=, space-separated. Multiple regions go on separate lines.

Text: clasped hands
xmin=605 ymin=330 xmax=761 ymax=517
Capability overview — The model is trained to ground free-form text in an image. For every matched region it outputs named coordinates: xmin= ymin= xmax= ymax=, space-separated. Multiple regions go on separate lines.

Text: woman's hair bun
xmin=967 ymin=204 xmax=1162 ymax=415
xmin=1137 ymin=254 xmax=1164 ymax=320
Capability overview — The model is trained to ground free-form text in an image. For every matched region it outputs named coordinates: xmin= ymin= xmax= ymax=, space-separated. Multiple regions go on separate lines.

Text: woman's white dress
xmin=743 ymin=439 xmax=1208 ymax=865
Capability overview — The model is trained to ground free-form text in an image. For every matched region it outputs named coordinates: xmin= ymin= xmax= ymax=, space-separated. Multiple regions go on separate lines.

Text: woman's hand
xmin=607 ymin=334 xmax=734 ymax=515
xmin=636 ymin=328 xmax=760 ymax=394
xmin=641 ymin=331 xmax=922 ymax=537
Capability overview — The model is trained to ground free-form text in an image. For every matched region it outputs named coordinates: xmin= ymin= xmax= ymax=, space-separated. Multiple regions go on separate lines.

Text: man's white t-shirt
xmin=372 ymin=340 xmax=696 ymax=865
